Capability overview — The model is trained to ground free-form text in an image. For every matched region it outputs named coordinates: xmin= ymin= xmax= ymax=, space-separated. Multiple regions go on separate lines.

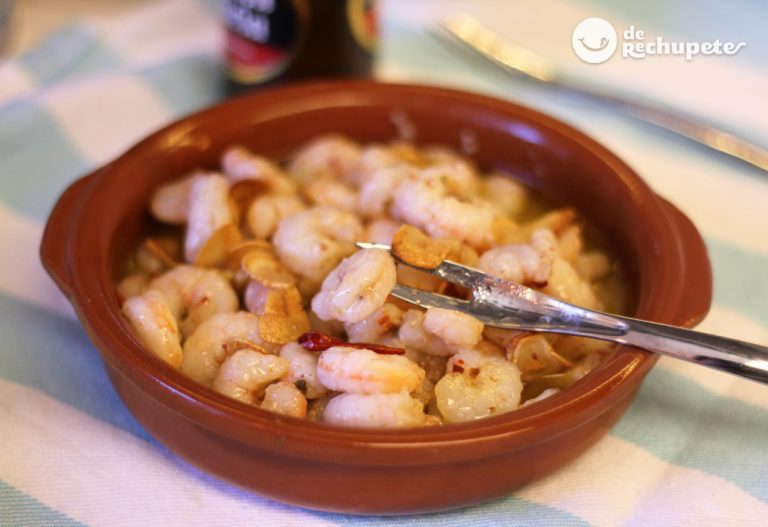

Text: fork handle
xmin=482 ymin=280 xmax=768 ymax=384
xmin=538 ymin=312 xmax=768 ymax=385
xmin=614 ymin=317 xmax=768 ymax=384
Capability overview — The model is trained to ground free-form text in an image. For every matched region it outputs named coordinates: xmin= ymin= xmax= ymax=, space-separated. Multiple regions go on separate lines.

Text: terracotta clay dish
xmin=40 ymin=81 xmax=711 ymax=514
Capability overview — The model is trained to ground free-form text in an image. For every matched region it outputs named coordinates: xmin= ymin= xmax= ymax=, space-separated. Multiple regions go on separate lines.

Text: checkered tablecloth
xmin=1 ymin=0 xmax=766 ymax=525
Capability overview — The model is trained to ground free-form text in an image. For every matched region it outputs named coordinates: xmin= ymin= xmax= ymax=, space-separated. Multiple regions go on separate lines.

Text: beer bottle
xmin=224 ymin=0 xmax=378 ymax=94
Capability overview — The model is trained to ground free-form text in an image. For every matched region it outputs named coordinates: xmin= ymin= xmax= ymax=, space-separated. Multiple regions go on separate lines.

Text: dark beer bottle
xmin=224 ymin=0 xmax=377 ymax=94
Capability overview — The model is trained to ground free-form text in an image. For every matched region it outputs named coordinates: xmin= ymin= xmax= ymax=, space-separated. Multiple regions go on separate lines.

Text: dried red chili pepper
xmin=298 ymin=331 xmax=405 ymax=355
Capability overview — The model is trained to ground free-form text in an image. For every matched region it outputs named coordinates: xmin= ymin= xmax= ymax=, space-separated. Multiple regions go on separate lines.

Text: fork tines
xmin=355 ymin=241 xmax=485 ymax=290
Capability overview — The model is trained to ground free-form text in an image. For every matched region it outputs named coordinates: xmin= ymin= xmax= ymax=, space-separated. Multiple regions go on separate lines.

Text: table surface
xmin=1 ymin=1 xmax=767 ymax=526
xmin=5 ymin=0 xmax=151 ymax=55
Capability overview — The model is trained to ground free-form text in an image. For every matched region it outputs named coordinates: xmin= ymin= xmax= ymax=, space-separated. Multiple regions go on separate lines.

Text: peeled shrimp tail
xmin=122 ymin=290 xmax=183 ymax=367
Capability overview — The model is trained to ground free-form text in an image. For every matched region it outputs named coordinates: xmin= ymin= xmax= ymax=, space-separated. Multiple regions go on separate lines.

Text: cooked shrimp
xmin=356 ymin=165 xmax=412 ymax=218
xmin=344 ymin=302 xmax=403 ymax=343
xmin=352 ymin=145 xmax=402 ymax=180
xmin=542 ymin=256 xmax=603 ymax=310
xmin=122 ymin=290 xmax=183 ymax=367
xmin=184 ymin=173 xmax=233 ymax=263
xmin=288 ymin=134 xmax=361 ymax=183
xmin=148 ymin=265 xmax=238 ymax=338
xmin=273 ymin=206 xmax=364 ymax=283
xmin=116 ymin=273 xmax=148 ymax=304
xmin=149 ymin=175 xmax=194 ymax=225
xmin=221 ymin=145 xmax=296 ymax=194
xmin=311 ymin=248 xmax=397 ymax=324
xmin=246 ymin=194 xmax=305 ymax=240
xmin=435 ymin=349 xmax=523 ymax=423
xmin=212 ymin=349 xmax=289 ymax=405
xmin=399 ymin=308 xmax=483 ymax=357
xmin=422 ymin=149 xmax=480 ymax=196
xmin=279 ymin=342 xmax=327 ymax=399
xmin=317 ymin=346 xmax=425 ymax=394
xmin=422 ymin=307 xmax=484 ymax=349
xmin=398 ymin=309 xmax=452 ymax=357
xmin=302 ymin=179 xmax=358 ymax=212
xmin=119 ymin=135 xmax=626 ymax=428
xmin=390 ymin=170 xmax=496 ymax=250
xmin=260 ymin=381 xmax=308 ymax=417
xmin=477 ymin=229 xmax=558 ymax=286
xmin=478 ymin=244 xmax=547 ymax=286
xmin=481 ymin=173 xmax=528 ymax=218
xmin=323 ymin=390 xmax=426 ymax=428
xmin=181 ymin=311 xmax=277 ymax=387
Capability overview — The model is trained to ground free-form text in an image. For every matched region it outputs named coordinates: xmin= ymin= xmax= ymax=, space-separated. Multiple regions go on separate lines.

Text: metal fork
xmin=356 ymin=242 xmax=768 ymax=385
xmin=438 ymin=14 xmax=768 ymax=174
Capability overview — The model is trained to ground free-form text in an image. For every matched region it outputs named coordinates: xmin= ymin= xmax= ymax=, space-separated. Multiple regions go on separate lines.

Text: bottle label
xmin=347 ymin=0 xmax=378 ymax=52
xmin=224 ymin=0 xmax=308 ymax=84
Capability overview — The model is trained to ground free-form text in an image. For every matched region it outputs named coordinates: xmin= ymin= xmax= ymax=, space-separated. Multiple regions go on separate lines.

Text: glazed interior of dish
xmin=116 ymin=135 xmax=630 ymax=428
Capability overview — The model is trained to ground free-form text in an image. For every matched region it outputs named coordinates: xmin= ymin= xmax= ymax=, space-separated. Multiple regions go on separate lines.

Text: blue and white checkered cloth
xmin=1 ymin=0 xmax=766 ymax=525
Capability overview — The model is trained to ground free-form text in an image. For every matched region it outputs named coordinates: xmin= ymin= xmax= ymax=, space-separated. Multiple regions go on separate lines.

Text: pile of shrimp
xmin=117 ymin=135 xmax=627 ymax=428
